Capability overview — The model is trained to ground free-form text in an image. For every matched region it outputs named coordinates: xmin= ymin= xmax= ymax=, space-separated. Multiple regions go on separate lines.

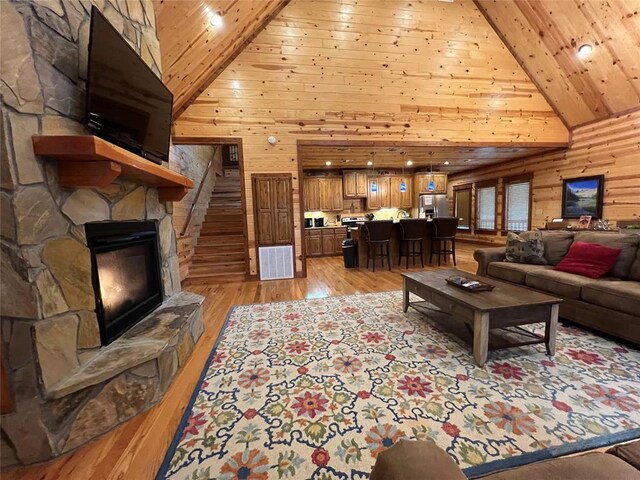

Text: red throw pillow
xmin=554 ymin=241 xmax=621 ymax=279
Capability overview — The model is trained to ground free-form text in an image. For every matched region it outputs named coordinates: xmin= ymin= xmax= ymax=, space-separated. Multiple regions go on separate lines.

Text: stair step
xmin=195 ymin=244 xmax=245 ymax=254
xmin=185 ymin=272 xmax=246 ymax=285
xmin=196 ymin=234 xmax=245 ymax=244
xmin=192 ymin=253 xmax=245 ymax=263
xmin=189 ymin=263 xmax=245 ymax=275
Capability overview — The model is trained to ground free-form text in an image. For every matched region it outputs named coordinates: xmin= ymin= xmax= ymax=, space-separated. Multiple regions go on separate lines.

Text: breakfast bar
xmin=349 ymin=221 xmax=436 ymax=268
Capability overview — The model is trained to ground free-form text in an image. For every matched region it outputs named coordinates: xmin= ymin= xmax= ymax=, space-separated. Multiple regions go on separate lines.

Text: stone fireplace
xmin=0 ymin=0 xmax=204 ymax=467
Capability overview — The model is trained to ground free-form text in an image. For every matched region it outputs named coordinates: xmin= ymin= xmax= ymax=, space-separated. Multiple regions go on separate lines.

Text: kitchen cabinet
xmin=304 ymin=177 xmax=320 ymax=211
xmin=415 ymin=172 xmax=447 ymax=194
xmin=343 ymin=171 xmax=368 ymax=198
xmin=378 ymin=176 xmax=391 ymax=208
xmin=306 ymin=177 xmax=343 ymax=212
xmin=253 ymin=175 xmax=293 ymax=246
xmin=390 ymin=176 xmax=413 ymax=209
xmin=305 ymin=227 xmax=347 ymax=256
xmin=367 ymin=177 xmax=380 ymax=209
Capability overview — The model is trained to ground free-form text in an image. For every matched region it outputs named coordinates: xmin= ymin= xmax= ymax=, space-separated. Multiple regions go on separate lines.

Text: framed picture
xmin=561 ymin=175 xmax=604 ymax=219
xmin=577 ymin=215 xmax=592 ymax=229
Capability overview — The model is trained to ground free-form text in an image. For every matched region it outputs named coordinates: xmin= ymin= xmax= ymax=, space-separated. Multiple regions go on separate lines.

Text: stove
xmin=341 ymin=216 xmax=366 ymax=228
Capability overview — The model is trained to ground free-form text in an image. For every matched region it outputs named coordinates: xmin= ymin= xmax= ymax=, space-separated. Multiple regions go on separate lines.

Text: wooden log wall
xmin=447 ymin=109 xmax=640 ymax=245
xmin=173 ymin=0 xmax=570 ymax=276
xmin=169 ymin=145 xmax=222 ymax=279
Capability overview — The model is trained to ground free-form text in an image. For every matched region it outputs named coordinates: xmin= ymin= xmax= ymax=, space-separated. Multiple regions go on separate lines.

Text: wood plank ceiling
xmin=476 ymin=0 xmax=640 ymax=128
xmin=298 ymin=144 xmax=560 ymax=172
xmin=153 ymin=0 xmax=289 ymax=117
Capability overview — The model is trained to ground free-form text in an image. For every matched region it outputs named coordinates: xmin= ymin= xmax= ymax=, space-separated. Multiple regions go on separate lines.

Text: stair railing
xmin=180 ymin=146 xmax=217 ymax=237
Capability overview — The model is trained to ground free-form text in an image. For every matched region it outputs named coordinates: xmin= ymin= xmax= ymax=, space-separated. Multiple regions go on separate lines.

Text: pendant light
xmin=427 ymin=152 xmax=435 ymax=192
xmin=400 ymin=152 xmax=407 ymax=192
xmin=370 ymin=152 xmax=378 ymax=192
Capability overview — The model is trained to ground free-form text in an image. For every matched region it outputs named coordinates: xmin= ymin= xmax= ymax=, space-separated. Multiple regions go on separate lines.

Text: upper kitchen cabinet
xmin=304 ymin=177 xmax=320 ymax=211
xmin=343 ymin=171 xmax=368 ymax=198
xmin=305 ymin=176 xmax=343 ymax=212
xmin=378 ymin=176 xmax=391 ymax=209
xmin=390 ymin=176 xmax=413 ymax=209
xmin=367 ymin=177 xmax=380 ymax=209
xmin=415 ymin=172 xmax=447 ymax=194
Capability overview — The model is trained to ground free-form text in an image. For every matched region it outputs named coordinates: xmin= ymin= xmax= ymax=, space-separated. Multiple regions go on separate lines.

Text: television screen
xmin=86 ymin=7 xmax=172 ymax=164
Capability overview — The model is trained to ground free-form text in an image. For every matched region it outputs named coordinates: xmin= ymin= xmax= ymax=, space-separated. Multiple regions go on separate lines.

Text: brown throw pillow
xmin=505 ymin=231 xmax=547 ymax=265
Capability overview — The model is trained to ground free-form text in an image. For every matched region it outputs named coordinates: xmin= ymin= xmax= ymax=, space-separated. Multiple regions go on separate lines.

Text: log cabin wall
xmin=170 ymin=145 xmax=223 ymax=280
xmin=173 ymin=0 xmax=570 ymax=276
xmin=447 ymin=109 xmax=640 ymax=245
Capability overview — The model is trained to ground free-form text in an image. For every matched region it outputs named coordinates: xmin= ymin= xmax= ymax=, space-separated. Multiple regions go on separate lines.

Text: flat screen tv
xmin=86 ymin=7 xmax=172 ymax=165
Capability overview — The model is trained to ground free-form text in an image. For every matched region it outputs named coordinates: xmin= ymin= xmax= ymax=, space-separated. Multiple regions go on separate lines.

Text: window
xmin=503 ymin=175 xmax=532 ymax=232
xmin=475 ymin=180 xmax=497 ymax=232
xmin=453 ymin=185 xmax=472 ymax=230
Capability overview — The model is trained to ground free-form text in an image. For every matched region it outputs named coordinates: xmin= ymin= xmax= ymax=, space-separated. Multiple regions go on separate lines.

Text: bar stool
xmin=363 ymin=220 xmax=393 ymax=272
xmin=430 ymin=217 xmax=459 ymax=266
xmin=399 ymin=219 xmax=429 ymax=268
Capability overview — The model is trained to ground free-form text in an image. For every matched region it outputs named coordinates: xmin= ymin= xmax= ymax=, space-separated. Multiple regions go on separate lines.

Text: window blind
xmin=477 ymin=186 xmax=496 ymax=230
xmin=505 ymin=181 xmax=530 ymax=231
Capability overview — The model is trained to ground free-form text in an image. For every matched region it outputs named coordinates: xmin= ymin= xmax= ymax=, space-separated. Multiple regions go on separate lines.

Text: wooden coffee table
xmin=402 ymin=269 xmax=562 ymax=367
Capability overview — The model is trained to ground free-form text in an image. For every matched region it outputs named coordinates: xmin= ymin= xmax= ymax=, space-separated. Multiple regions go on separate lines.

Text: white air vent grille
xmin=259 ymin=246 xmax=294 ymax=280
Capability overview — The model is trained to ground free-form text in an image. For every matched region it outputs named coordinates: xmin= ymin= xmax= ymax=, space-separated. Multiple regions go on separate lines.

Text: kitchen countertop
xmin=304 ymin=225 xmax=347 ymax=229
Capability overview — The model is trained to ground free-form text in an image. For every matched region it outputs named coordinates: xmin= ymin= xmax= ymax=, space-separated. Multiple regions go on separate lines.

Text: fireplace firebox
xmin=86 ymin=221 xmax=164 ymax=345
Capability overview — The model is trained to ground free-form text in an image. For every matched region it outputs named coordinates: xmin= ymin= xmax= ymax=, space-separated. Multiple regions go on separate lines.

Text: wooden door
xmin=318 ymin=178 xmax=332 ymax=211
xmin=367 ymin=177 xmax=380 ymax=209
xmin=379 ymin=176 xmax=391 ymax=208
xmin=253 ymin=175 xmax=293 ymax=246
xmin=356 ymin=173 xmax=368 ymax=197
xmin=304 ymin=178 xmax=320 ymax=211
xmin=254 ymin=177 xmax=275 ymax=244
xmin=343 ymin=173 xmax=356 ymax=197
xmin=331 ymin=177 xmax=343 ymax=211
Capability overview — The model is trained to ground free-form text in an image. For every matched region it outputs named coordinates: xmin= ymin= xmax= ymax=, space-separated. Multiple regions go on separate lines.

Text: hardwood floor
xmin=4 ymin=244 xmax=479 ymax=480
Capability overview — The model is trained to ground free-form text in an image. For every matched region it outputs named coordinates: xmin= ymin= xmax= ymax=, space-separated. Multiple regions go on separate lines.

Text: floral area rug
xmin=157 ymin=291 xmax=640 ymax=479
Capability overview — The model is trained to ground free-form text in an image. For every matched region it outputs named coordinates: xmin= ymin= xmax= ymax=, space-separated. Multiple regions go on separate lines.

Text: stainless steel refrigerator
xmin=419 ymin=194 xmax=449 ymax=219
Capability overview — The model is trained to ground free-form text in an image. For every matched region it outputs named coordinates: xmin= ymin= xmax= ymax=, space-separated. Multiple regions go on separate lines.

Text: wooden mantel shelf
xmin=32 ymin=135 xmax=194 ymax=201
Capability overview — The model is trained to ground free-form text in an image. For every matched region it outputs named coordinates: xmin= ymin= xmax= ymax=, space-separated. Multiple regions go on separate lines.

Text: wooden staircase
xmin=186 ymin=171 xmax=247 ymax=284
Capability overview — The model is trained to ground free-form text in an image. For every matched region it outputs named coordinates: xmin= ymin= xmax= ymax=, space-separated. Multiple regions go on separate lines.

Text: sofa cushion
xmin=581 ymin=279 xmax=640 ymax=317
xmin=505 ymin=231 xmax=547 ymax=264
xmin=630 ymin=247 xmax=640 ymax=282
xmin=554 ymin=241 xmax=621 ymax=279
xmin=525 ymin=269 xmax=595 ymax=299
xmin=487 ymin=262 xmax=552 ymax=284
xmin=480 ymin=452 xmax=640 ymax=480
xmin=574 ymin=232 xmax=640 ymax=278
xmin=530 ymin=231 xmax=575 ymax=265
xmin=608 ymin=439 xmax=640 ymax=470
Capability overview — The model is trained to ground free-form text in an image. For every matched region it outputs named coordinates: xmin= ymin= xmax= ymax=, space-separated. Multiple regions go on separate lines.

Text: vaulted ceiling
xmin=476 ymin=0 xmax=640 ymax=127
xmin=156 ymin=0 xmax=640 ymax=135
xmin=153 ymin=0 xmax=289 ymax=117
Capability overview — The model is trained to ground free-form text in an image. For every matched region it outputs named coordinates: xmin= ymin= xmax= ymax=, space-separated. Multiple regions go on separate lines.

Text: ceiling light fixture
xmin=406 ymin=160 xmax=413 ymax=166
xmin=211 ymin=12 xmax=223 ymax=28
xmin=465 ymin=159 xmax=473 ymax=162
xmin=325 ymin=161 xmax=332 ymax=166
xmin=577 ymin=44 xmax=592 ymax=58
xmin=367 ymin=161 xmax=373 ymax=166
xmin=444 ymin=161 xmax=450 ymax=165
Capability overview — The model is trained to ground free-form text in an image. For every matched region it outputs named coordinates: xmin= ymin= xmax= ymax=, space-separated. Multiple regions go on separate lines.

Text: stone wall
xmin=170 ymin=144 xmax=222 ymax=280
xmin=0 ymin=0 xmax=203 ymax=466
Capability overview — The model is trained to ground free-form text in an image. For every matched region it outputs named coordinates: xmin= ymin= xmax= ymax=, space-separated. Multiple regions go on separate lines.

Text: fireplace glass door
xmin=86 ymin=221 xmax=163 ymax=345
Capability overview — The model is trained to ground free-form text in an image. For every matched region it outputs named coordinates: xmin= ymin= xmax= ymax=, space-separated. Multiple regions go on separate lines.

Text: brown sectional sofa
xmin=370 ymin=439 xmax=640 ymax=480
xmin=474 ymin=231 xmax=640 ymax=345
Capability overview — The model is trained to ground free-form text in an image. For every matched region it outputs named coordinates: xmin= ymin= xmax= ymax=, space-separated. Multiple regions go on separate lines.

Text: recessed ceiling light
xmin=444 ymin=161 xmax=450 ymax=165
xmin=577 ymin=44 xmax=592 ymax=58
xmin=325 ymin=161 xmax=332 ymax=166
xmin=211 ymin=12 xmax=223 ymax=28
xmin=367 ymin=161 xmax=373 ymax=166
xmin=406 ymin=160 xmax=413 ymax=166
xmin=465 ymin=159 xmax=473 ymax=162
